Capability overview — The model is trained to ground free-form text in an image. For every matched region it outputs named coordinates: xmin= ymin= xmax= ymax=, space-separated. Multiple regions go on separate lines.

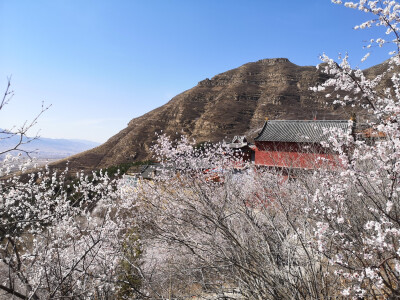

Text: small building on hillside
xmin=126 ymin=163 xmax=162 ymax=180
xmin=227 ymin=136 xmax=254 ymax=162
xmin=121 ymin=163 xmax=160 ymax=189
xmin=254 ymin=120 xmax=352 ymax=169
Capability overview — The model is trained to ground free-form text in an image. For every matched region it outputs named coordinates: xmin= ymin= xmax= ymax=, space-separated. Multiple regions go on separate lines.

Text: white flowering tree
xmin=0 ymin=82 xmax=138 ymax=299
xmin=0 ymin=153 xmax=142 ymax=299
xmin=304 ymin=1 xmax=400 ymax=297
xmin=0 ymin=79 xmax=50 ymax=159
xmin=4 ymin=1 xmax=400 ymax=299
xmin=117 ymin=135 xmax=339 ymax=299
xmin=119 ymin=1 xmax=400 ymax=299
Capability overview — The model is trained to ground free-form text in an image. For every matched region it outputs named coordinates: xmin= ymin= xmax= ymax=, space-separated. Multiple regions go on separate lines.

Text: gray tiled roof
xmin=254 ymin=120 xmax=351 ymax=143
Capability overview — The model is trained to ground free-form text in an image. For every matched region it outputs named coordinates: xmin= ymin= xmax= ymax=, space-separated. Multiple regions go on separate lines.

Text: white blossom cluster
xmin=3 ymin=0 xmax=400 ymax=298
xmin=0 ymin=157 xmax=133 ymax=299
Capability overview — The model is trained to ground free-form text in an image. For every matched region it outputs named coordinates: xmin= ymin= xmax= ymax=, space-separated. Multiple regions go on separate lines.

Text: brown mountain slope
xmin=53 ymin=58 xmax=366 ymax=171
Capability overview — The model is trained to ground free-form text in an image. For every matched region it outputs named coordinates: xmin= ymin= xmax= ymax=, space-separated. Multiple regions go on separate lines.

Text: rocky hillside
xmin=52 ymin=58 xmax=366 ymax=171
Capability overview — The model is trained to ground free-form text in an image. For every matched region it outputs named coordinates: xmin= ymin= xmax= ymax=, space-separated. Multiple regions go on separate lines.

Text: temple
xmin=252 ymin=119 xmax=352 ymax=169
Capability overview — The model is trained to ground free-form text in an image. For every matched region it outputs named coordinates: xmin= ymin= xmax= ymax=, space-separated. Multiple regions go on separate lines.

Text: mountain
xmin=0 ymin=132 xmax=99 ymax=159
xmin=52 ymin=58 xmax=374 ymax=172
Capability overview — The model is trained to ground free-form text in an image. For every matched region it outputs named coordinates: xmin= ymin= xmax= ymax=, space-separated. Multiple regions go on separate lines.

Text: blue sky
xmin=0 ymin=0 xmax=394 ymax=143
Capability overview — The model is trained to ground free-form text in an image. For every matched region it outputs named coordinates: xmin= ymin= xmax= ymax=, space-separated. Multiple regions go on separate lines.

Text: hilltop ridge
xmin=52 ymin=58 xmax=368 ymax=172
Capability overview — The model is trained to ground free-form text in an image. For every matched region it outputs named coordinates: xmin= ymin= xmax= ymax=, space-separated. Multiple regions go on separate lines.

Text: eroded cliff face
xmin=53 ymin=58 xmax=363 ymax=171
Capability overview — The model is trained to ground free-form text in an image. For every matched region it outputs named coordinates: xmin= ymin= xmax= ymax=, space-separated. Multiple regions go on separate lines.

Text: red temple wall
xmin=254 ymin=141 xmax=339 ymax=169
